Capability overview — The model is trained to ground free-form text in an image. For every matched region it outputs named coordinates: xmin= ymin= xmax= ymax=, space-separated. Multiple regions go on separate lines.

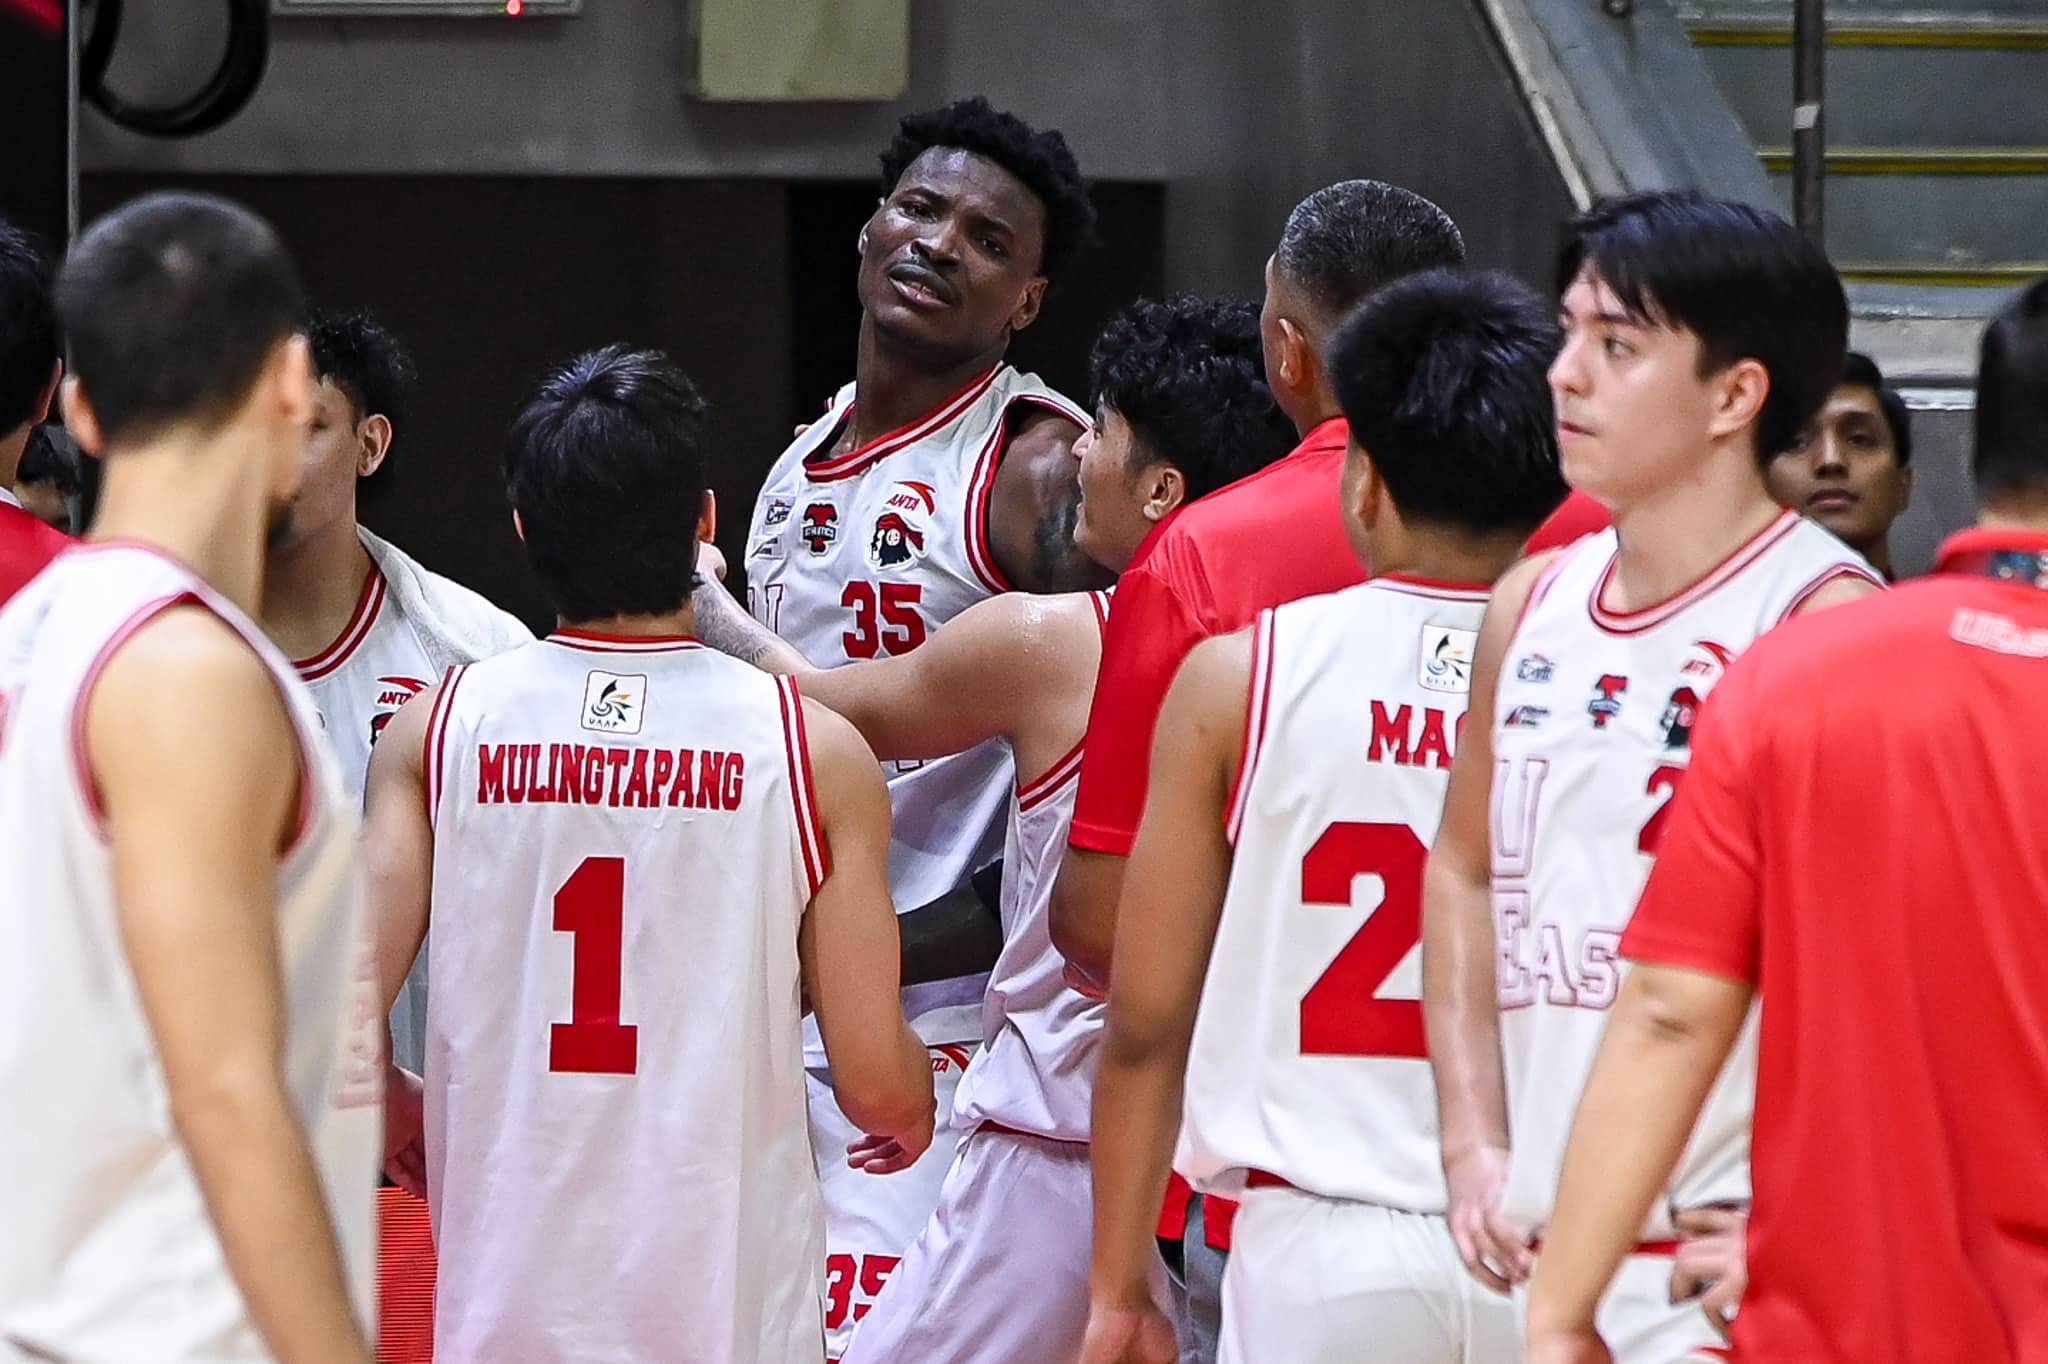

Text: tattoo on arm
xmin=692 ymin=577 xmax=810 ymax=671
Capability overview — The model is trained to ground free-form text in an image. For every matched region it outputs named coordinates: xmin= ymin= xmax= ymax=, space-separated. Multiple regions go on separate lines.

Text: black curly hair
xmin=879 ymin=96 xmax=1096 ymax=281
xmin=306 ymin=305 xmax=418 ymax=438
xmin=1089 ymin=295 xmax=1298 ymax=500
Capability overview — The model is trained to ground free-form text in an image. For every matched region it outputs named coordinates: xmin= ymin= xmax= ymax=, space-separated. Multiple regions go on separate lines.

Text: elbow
xmin=835 ymin=1051 xmax=935 ymax=1138
xmin=165 ymin=1056 xmax=289 ymax=1151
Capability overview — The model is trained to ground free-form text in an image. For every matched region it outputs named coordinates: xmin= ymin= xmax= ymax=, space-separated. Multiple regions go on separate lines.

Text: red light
xmin=505 ymin=0 xmax=523 ymax=13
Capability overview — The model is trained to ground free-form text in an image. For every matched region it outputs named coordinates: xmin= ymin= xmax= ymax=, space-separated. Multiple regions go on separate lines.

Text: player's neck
xmin=850 ymin=318 xmax=1006 ymax=446
xmin=558 ymin=602 xmax=698 ymax=641
xmin=86 ymin=425 xmax=275 ymax=615
xmin=1977 ymin=493 xmax=2048 ymax=536
xmin=1858 ymin=535 xmax=1894 ymax=580
xmin=1378 ymin=532 xmax=1528 ymax=588
xmin=1606 ymin=452 xmax=1784 ymax=612
xmin=260 ymin=517 xmax=375 ymax=661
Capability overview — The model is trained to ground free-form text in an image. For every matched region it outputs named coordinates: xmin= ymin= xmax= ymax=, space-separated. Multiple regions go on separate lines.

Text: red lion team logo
xmin=1660 ymin=686 xmax=1701 ymax=750
xmin=1586 ymin=673 xmax=1628 ymax=728
xmin=868 ymin=512 xmax=926 ymax=569
xmin=799 ymin=502 xmax=840 ymax=556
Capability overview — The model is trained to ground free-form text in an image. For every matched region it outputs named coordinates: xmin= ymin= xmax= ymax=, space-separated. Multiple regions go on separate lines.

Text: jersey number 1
xmin=1299 ymin=821 xmax=1427 ymax=1059
xmin=548 ymin=855 xmax=639 ymax=1075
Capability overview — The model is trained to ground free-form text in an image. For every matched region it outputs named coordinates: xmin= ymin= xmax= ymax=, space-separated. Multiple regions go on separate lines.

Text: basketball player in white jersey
xmin=1421 ymin=192 xmax=1881 ymax=1362
xmin=713 ymin=97 xmax=1109 ymax=1353
xmin=691 ymin=294 xmax=1297 ymax=1363
xmin=1077 ymin=270 xmax=1569 ymax=1364
xmin=0 ymin=193 xmax=379 ymax=1363
xmin=360 ymin=345 xmax=933 ymax=1364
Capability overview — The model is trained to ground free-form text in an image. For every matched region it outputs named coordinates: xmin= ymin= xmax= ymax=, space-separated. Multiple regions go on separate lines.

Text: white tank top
xmin=296 ymin=567 xmax=436 ymax=804
xmin=0 ymin=543 xmax=378 ymax=1361
xmin=1178 ymin=577 xmax=1489 ymax=1209
xmin=421 ymin=630 xmax=826 ymax=1364
xmin=1492 ymin=513 xmax=1879 ymax=1237
xmin=950 ymin=591 xmax=1111 ymax=1143
xmin=746 ymin=364 xmax=1087 ymax=1044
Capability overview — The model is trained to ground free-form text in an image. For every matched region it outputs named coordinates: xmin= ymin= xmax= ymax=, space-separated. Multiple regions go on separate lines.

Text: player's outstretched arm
xmin=90 ymin=608 xmax=373 ymax=1364
xmin=798 ymin=696 xmax=935 ymax=1167
xmin=1422 ymin=551 xmax=1551 ymax=1292
xmin=363 ymin=681 xmax=439 ymax=1015
xmin=1082 ymin=632 xmax=1247 ymax=1364
xmin=690 ymin=557 xmax=812 ymax=674
xmin=1525 ymin=962 xmax=1752 ymax=1363
xmin=986 ymin=408 xmax=1117 ymax=595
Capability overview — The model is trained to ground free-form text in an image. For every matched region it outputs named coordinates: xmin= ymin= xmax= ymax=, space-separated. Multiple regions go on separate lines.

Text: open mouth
xmin=886 ymin=262 xmax=956 ymax=309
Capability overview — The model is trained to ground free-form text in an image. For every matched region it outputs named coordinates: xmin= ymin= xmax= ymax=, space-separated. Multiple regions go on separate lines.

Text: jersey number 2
xmin=1299 ymin=821 xmax=1427 ymax=1058
xmin=548 ymin=855 xmax=639 ymax=1075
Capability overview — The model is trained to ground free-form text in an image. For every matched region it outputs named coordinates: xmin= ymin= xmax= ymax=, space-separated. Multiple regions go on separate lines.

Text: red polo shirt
xmin=1623 ymin=526 xmax=2048 ymax=1363
xmin=0 ymin=498 xmax=70 ymax=606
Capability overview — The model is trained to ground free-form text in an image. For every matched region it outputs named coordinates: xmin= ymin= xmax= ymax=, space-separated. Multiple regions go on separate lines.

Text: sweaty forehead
xmin=896 ymin=147 xmax=1047 ymax=237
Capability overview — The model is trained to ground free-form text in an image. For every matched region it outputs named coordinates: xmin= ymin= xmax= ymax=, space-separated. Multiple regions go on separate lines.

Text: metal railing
xmin=1793 ymin=0 xmax=1828 ymax=245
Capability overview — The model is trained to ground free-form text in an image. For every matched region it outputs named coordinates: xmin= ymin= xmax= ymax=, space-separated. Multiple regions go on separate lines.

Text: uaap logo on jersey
xmin=1419 ymin=624 xmax=1478 ymax=694
xmin=868 ymin=480 xmax=937 ymax=571
xmin=367 ymin=675 xmax=429 ymax=746
xmin=1660 ymin=686 xmax=1701 ymax=749
xmin=581 ymin=670 xmax=647 ymax=736
xmin=1515 ymin=652 xmax=1556 ymax=684
xmin=1586 ymin=673 xmax=1628 ymax=728
xmin=799 ymin=502 xmax=840 ymax=556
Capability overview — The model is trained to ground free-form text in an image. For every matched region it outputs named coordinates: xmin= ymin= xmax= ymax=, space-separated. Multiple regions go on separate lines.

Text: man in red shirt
xmin=1526 ymin=276 xmax=2048 ymax=1364
xmin=0 ymin=218 xmax=70 ymax=603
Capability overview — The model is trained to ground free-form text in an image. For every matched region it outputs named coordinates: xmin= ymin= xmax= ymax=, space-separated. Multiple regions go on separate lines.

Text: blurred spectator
xmin=0 ymin=216 xmax=70 ymax=603
xmin=1767 ymin=351 xmax=1913 ymax=577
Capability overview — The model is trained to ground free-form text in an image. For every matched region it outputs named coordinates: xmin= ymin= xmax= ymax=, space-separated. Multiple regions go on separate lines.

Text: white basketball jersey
xmin=1492 ymin=513 xmax=1879 ymax=1237
xmin=422 ymin=630 xmax=826 ymax=1364
xmin=746 ymin=365 xmax=1086 ymax=1043
xmin=1178 ymin=577 xmax=1489 ymax=1209
xmin=296 ymin=567 xmax=436 ymax=803
xmin=0 ymin=543 xmax=378 ymax=1361
xmin=950 ymin=592 xmax=1111 ymax=1144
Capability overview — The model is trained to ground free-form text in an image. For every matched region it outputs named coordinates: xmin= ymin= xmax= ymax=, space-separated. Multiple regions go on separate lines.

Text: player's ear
xmin=695 ymin=490 xmax=718 ymax=545
xmin=58 ymin=375 xmax=105 ymax=458
xmin=358 ymin=413 xmax=394 ymax=479
xmin=1010 ymin=277 xmax=1047 ymax=333
xmin=1707 ymin=356 xmax=1770 ymax=446
xmin=273 ymin=334 xmax=317 ymax=433
xmin=1147 ymin=461 xmax=1188 ymax=520
xmin=1276 ymin=317 xmax=1314 ymax=393
xmin=30 ymin=359 xmax=60 ymax=426
xmin=511 ymin=509 xmax=526 ymax=543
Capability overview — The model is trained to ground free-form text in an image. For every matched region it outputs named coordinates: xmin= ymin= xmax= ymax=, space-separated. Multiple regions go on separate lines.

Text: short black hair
xmin=1328 ymin=268 xmax=1568 ymax=536
xmin=306 ymin=306 xmax=418 ymax=436
xmin=16 ymin=423 xmax=82 ymax=496
xmin=1089 ymin=295 xmax=1297 ymax=501
xmin=1838 ymin=350 xmax=1913 ymax=468
xmin=0 ymin=217 xmax=59 ymax=434
xmin=880 ymin=96 xmax=1096 ymax=280
xmin=1556 ymin=190 xmax=1847 ymax=465
xmin=1973 ymin=275 xmax=2048 ymax=504
xmin=1273 ymin=181 xmax=1467 ymax=323
xmin=56 ymin=192 xmax=305 ymax=446
xmin=502 ymin=345 xmax=710 ymax=622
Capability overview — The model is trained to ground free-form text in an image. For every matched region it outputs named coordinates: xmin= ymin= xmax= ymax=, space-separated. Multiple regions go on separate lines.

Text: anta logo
xmin=368 ymin=676 xmax=429 ymax=746
xmin=883 ymin=480 xmax=938 ymax=516
xmin=1660 ymin=686 xmax=1701 ymax=750
xmin=1419 ymin=625 xmax=1478 ymax=694
xmin=931 ymin=1043 xmax=973 ymax=1075
xmin=1681 ymin=639 xmax=1736 ymax=678
xmin=581 ymin=670 xmax=648 ymax=736
xmin=1586 ymin=674 xmax=1628 ymax=728
xmin=1504 ymin=704 xmax=1550 ymax=729
xmin=799 ymin=502 xmax=840 ymax=556
xmin=1515 ymin=653 xmax=1555 ymax=684
xmin=763 ymin=497 xmax=794 ymax=530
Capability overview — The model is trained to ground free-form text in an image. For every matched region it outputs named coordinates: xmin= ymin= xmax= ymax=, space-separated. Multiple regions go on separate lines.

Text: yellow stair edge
xmin=1692 ymin=23 xmax=2048 ymax=48
xmin=1758 ymin=147 xmax=2048 ymax=174
xmin=1839 ymin=263 xmax=2048 ymax=286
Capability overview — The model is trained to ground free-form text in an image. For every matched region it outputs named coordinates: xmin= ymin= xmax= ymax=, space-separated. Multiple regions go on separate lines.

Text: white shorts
xmin=1218 ymin=1185 xmax=1519 ymax=1364
xmin=807 ymin=1044 xmax=972 ymax=1362
xmin=839 ymin=1125 xmax=1111 ymax=1364
xmin=1515 ymin=1248 xmax=1730 ymax=1364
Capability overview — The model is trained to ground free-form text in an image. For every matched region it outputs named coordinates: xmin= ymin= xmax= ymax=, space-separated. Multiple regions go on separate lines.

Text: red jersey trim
xmin=545 ymin=629 xmax=704 ymax=654
xmin=295 ymin=569 xmax=386 ymax=681
xmin=1224 ymin=610 xmax=1278 ymax=846
xmin=777 ymin=676 xmax=831 ymax=895
xmin=1017 ymin=739 xmax=1085 ymax=809
xmin=1088 ymin=588 xmax=1114 ymax=636
xmin=1588 ymin=511 xmax=1799 ymax=636
xmin=965 ymin=392 xmax=1092 ymax=595
xmin=1777 ymin=563 xmax=1886 ymax=623
xmin=1372 ymin=573 xmax=1491 ymax=601
xmin=71 ymin=590 xmax=320 ymax=858
xmin=802 ymin=366 xmax=1005 ymax=483
xmin=422 ymin=664 xmax=468 ymax=823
